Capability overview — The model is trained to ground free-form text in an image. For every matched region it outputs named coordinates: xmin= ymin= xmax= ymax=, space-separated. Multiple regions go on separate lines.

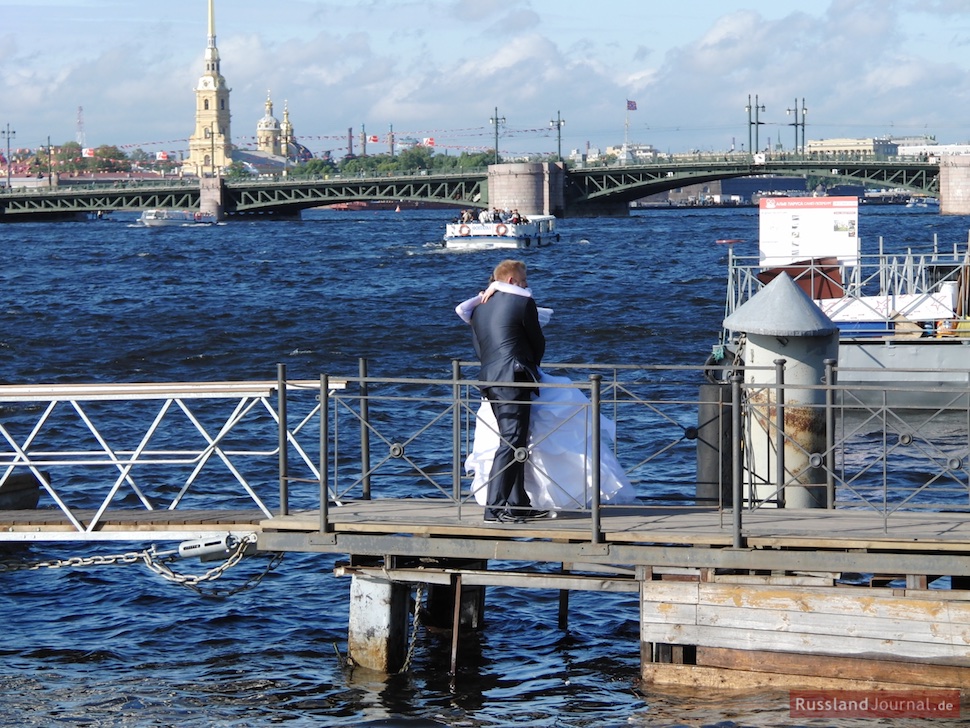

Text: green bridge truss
xmin=0 ymin=159 xmax=939 ymax=220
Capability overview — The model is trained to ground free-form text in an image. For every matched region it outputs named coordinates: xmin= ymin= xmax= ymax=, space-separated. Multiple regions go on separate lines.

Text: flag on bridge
xmin=368 ymin=135 xmax=379 ymax=143
xmin=627 ymin=100 xmax=637 ymax=111
xmin=423 ymin=137 xmax=435 ymax=147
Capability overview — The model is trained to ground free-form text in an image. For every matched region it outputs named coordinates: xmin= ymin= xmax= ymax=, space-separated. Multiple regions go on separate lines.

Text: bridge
xmin=0 ymin=157 xmax=941 ymax=221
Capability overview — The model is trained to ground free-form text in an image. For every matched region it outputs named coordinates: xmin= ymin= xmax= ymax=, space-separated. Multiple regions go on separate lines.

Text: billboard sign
xmin=759 ymin=196 xmax=859 ymax=267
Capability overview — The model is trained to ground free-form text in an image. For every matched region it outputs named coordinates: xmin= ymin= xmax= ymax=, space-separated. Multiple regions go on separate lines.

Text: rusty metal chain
xmin=398 ymin=581 xmax=425 ymax=674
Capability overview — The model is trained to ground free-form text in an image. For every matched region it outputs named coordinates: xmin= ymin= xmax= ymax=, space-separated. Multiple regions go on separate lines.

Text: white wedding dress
xmin=457 ymin=285 xmax=637 ymax=512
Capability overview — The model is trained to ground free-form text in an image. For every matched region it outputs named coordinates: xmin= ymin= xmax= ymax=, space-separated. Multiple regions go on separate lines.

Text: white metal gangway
xmin=0 ymin=374 xmax=343 ymax=541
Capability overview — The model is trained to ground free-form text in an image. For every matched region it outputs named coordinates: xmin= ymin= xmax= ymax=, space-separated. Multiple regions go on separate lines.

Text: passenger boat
xmin=140 ymin=209 xmax=215 ymax=227
xmin=443 ymin=215 xmax=558 ymax=250
xmin=905 ymin=196 xmax=941 ymax=209
xmin=713 ymin=196 xmax=970 ymax=407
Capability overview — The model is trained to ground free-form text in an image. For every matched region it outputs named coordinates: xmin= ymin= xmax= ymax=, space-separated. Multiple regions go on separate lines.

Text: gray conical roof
xmin=723 ymin=272 xmax=838 ymax=336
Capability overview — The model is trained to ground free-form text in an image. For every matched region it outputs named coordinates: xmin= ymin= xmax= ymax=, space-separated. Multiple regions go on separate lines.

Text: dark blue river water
xmin=0 ymin=204 xmax=967 ymax=726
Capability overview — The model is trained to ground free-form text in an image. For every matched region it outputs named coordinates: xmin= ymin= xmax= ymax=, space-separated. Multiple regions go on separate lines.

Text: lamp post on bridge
xmin=2 ymin=124 xmax=15 ymax=192
xmin=745 ymin=94 xmax=765 ymax=156
xmin=489 ymin=107 xmax=505 ymax=165
xmin=787 ymin=98 xmax=807 ymax=155
xmin=549 ymin=110 xmax=565 ymax=161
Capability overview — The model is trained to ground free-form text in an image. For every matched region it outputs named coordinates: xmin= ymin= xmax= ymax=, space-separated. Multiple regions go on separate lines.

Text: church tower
xmin=281 ymin=101 xmax=294 ymax=160
xmin=185 ymin=0 xmax=232 ymax=176
xmin=256 ymin=92 xmax=282 ymax=156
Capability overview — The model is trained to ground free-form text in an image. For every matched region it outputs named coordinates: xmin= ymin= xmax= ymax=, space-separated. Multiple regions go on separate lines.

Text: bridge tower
xmin=184 ymin=0 xmax=233 ymax=178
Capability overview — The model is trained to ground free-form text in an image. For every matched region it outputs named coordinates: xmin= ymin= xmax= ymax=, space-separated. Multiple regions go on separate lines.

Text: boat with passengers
xmin=443 ymin=212 xmax=558 ymax=250
xmin=139 ymin=209 xmax=216 ymax=227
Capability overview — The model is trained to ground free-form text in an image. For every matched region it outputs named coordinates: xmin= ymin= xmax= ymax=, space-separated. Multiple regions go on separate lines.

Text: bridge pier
xmin=487 ymin=162 xmax=565 ymax=217
xmin=939 ymin=156 xmax=970 ymax=215
xmin=199 ymin=176 xmax=225 ymax=220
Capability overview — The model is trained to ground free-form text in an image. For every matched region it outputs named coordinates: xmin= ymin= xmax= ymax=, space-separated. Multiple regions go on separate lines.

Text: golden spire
xmin=208 ymin=0 xmax=216 ymax=46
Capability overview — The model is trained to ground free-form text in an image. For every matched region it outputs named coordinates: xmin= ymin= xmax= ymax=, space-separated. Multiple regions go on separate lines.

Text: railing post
xmin=452 ymin=359 xmax=462 ymax=502
xmin=359 ymin=357 xmax=371 ymax=500
xmin=774 ymin=358 xmax=786 ymax=508
xmin=590 ymin=374 xmax=602 ymax=544
xmin=731 ymin=374 xmax=744 ymax=548
xmin=320 ymin=373 xmax=331 ymax=533
xmin=824 ymin=358 xmax=837 ymax=509
xmin=277 ymin=363 xmax=289 ymax=516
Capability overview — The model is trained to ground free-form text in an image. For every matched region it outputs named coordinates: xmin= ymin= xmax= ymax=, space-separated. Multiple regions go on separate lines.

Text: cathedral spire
xmin=185 ymin=0 xmax=233 ymax=177
xmin=204 ymin=0 xmax=220 ymax=74
xmin=208 ymin=0 xmax=216 ymax=46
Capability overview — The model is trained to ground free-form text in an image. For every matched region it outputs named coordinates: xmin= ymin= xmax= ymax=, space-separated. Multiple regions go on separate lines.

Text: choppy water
xmin=0 ymin=204 xmax=968 ymax=726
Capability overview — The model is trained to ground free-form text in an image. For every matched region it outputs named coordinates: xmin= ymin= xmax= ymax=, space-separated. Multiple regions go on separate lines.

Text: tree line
xmin=11 ymin=140 xmax=497 ymax=178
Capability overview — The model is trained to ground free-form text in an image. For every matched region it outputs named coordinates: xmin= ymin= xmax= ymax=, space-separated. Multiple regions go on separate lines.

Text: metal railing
xmin=723 ymin=235 xmax=970 ymax=342
xmin=0 ymin=360 xmax=966 ymax=546
xmin=0 ymin=372 xmax=338 ymax=533
xmin=294 ymin=359 xmax=970 ymax=545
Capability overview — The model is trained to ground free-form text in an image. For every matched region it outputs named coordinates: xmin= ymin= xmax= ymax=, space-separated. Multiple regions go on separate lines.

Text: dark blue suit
xmin=470 ymin=290 xmax=545 ymax=518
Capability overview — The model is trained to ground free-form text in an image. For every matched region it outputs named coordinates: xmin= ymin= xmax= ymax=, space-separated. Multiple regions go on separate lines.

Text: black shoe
xmin=508 ymin=507 xmax=550 ymax=520
xmin=484 ymin=510 xmax=525 ymax=524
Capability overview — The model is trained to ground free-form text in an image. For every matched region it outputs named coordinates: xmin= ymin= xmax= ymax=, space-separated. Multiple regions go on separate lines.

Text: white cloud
xmin=2 ymin=0 xmax=970 ymax=155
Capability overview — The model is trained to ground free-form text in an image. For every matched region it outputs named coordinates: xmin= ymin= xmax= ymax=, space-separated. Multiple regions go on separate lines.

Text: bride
xmin=456 ymin=282 xmax=637 ymax=514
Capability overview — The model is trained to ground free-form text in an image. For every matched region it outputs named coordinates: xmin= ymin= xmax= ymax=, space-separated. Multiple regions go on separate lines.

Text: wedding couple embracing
xmin=456 ymin=259 xmax=635 ymax=524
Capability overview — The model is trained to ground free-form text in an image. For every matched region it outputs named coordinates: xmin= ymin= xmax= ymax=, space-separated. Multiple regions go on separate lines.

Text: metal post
xmin=489 ymin=107 xmax=505 ymax=165
xmin=452 ymin=359 xmax=462 ymax=502
xmin=277 ymin=363 xmax=289 ymax=516
xmin=2 ymin=124 xmax=14 ymax=191
xmin=449 ymin=573 xmax=462 ymax=675
xmin=590 ymin=374 xmax=602 ymax=544
xmin=47 ymin=135 xmax=52 ymax=188
xmin=799 ymin=98 xmax=807 ymax=155
xmin=774 ymin=358 xmax=786 ymax=508
xmin=731 ymin=374 xmax=744 ymax=547
xmin=824 ymin=358 xmax=837 ymax=508
xmin=754 ymin=95 xmax=765 ymax=154
xmin=359 ymin=357 xmax=371 ymax=500
xmin=320 ymin=373 xmax=331 ymax=533
xmin=745 ymin=95 xmax=752 ymax=160
xmin=787 ymin=98 xmax=798 ymax=153
xmin=550 ymin=111 xmax=564 ymax=161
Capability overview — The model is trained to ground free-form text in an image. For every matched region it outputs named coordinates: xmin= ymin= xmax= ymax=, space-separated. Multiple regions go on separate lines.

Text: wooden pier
xmin=257 ymin=501 xmax=970 ymax=689
xmin=1 ymin=369 xmax=968 ymax=690
xmin=1 ymin=497 xmax=968 ymax=688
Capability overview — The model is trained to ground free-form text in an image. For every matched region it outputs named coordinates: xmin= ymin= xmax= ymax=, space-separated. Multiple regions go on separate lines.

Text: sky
xmin=2 ymin=0 xmax=970 ymax=159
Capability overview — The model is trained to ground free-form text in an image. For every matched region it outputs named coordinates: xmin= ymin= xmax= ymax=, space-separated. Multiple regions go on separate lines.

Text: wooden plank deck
xmin=0 ymin=508 xmax=266 ymax=540
xmin=1 ymin=501 xmax=968 ymax=550
xmin=260 ymin=499 xmax=970 ymax=553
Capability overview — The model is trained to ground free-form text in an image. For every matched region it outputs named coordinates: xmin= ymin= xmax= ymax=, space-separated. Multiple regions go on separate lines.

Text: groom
xmin=470 ymin=259 xmax=547 ymax=523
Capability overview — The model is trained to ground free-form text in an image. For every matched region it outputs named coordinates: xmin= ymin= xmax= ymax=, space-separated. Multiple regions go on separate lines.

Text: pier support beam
xmin=696 ymin=383 xmax=733 ymax=507
xmin=424 ymin=559 xmax=486 ymax=630
xmin=347 ymin=573 xmax=410 ymax=672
